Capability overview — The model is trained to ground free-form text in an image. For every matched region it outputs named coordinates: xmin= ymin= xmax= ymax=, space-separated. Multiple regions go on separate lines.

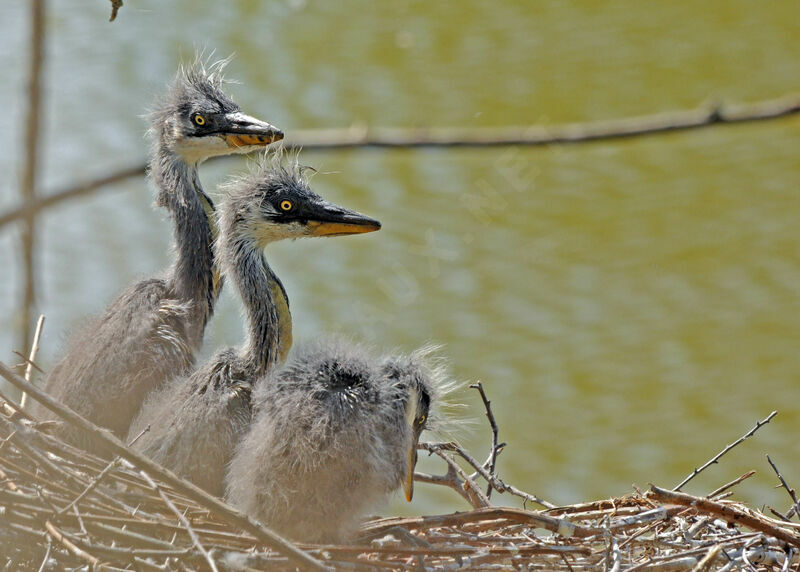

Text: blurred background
xmin=1 ymin=1 xmax=799 ymax=516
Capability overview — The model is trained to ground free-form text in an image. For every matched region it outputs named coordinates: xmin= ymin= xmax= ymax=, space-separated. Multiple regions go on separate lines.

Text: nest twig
xmin=1 ymin=357 xmax=799 ymax=570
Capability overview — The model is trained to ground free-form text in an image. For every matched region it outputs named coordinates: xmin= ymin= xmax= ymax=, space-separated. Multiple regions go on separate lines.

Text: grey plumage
xmin=225 ymin=338 xmax=448 ymax=543
xmin=33 ymin=58 xmax=282 ymax=454
xmin=129 ymin=155 xmax=380 ymax=496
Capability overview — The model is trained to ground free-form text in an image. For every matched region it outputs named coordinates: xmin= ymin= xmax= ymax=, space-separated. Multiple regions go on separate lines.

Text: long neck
xmin=222 ymin=232 xmax=282 ymax=376
xmin=267 ymin=268 xmax=293 ymax=364
xmin=150 ymin=146 xmax=220 ymax=345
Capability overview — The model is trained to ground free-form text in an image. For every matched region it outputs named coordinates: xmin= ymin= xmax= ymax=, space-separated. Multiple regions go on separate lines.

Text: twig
xmin=20 ymin=314 xmax=45 ymax=410
xmin=414 ymin=465 xmax=474 ymax=507
xmin=708 ymin=471 xmax=757 ymax=500
xmin=673 ymin=411 xmax=777 ymax=491
xmin=0 ymin=164 xmax=145 ymax=230
xmin=690 ymin=545 xmax=722 ymax=572
xmin=360 ymin=506 xmax=601 ymax=539
xmin=1 ymin=95 xmax=799 ymax=232
xmin=140 ymin=471 xmax=218 ymax=572
xmin=766 ymin=455 xmax=800 ymax=522
xmin=18 ymin=0 xmax=46 ymax=357
xmin=44 ymin=519 xmax=105 ymax=569
xmin=0 ymin=360 xmax=331 ymax=572
xmin=428 ymin=447 xmax=490 ymax=508
xmin=470 ymin=382 xmax=500 ymax=499
xmin=420 ymin=440 xmax=555 ymax=509
xmin=36 ymin=534 xmax=52 ymax=572
xmin=109 ymin=0 xmax=122 ymax=21
xmin=649 ymin=485 xmax=800 ymax=548
xmin=57 ymin=424 xmax=152 ymax=515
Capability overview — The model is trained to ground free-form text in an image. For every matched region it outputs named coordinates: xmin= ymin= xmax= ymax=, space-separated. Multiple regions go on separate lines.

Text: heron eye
xmin=280 ymin=200 xmax=293 ymax=211
xmin=417 ymin=414 xmax=427 ymax=426
xmin=193 ymin=114 xmax=206 ymax=126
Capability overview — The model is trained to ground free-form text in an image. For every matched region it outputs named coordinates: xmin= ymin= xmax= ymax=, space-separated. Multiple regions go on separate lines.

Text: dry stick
xmin=431 ymin=448 xmax=490 ymax=508
xmin=18 ymin=0 xmax=46 ymax=357
xmin=421 ymin=440 xmax=555 ymax=509
xmin=57 ymin=426 xmax=150 ymax=517
xmin=108 ymin=0 xmax=122 ymax=21
xmin=360 ymin=506 xmax=601 ymax=539
xmin=20 ymin=314 xmax=45 ymax=410
xmin=0 ymin=164 xmax=145 ymax=230
xmin=673 ymin=411 xmax=777 ymax=491
xmin=690 ymin=545 xmax=722 ymax=572
xmin=36 ymin=535 xmax=52 ymax=572
xmin=1 ymin=94 xmax=799 ymax=233
xmin=766 ymin=455 xmax=800 ymax=521
xmin=44 ymin=519 xmax=106 ymax=569
xmin=470 ymin=382 xmax=501 ymax=499
xmin=0 ymin=361 xmax=331 ymax=572
xmin=414 ymin=465 xmax=475 ymax=507
xmin=707 ymin=471 xmax=756 ymax=500
xmin=139 ymin=471 xmax=218 ymax=572
xmin=649 ymin=485 xmax=800 ymax=549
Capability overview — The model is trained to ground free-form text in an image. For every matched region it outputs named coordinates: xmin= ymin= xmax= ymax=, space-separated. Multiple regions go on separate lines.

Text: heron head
xmin=381 ymin=359 xmax=433 ymax=502
xmin=226 ymin=155 xmax=381 ymax=246
xmin=151 ymin=58 xmax=283 ymax=164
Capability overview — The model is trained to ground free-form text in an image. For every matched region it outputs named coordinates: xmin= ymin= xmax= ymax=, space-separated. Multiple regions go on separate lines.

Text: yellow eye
xmin=280 ymin=200 xmax=293 ymax=211
xmin=193 ymin=114 xmax=206 ymax=126
xmin=417 ymin=414 xmax=427 ymax=425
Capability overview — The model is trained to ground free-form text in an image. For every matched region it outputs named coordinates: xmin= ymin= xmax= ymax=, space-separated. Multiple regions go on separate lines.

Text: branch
xmin=140 ymin=470 xmax=218 ymax=572
xmin=20 ymin=314 xmax=45 ymax=410
xmin=0 ymin=94 xmax=798 ymax=232
xmin=470 ymin=381 xmax=500 ymax=499
xmin=18 ymin=0 xmax=46 ymax=357
xmin=360 ymin=506 xmax=601 ymax=539
xmin=766 ymin=455 xmax=800 ymax=521
xmin=109 ymin=0 xmax=122 ymax=21
xmin=673 ymin=410 xmax=777 ymax=491
xmin=0 ymin=361 xmax=331 ymax=572
xmin=649 ymin=485 xmax=800 ymax=548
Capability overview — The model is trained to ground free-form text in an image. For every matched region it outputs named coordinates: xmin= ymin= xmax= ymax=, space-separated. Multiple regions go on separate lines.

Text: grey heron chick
xmin=34 ymin=58 xmax=282 ymax=453
xmin=129 ymin=156 xmax=381 ymax=495
xmin=225 ymin=339 xmax=449 ymax=543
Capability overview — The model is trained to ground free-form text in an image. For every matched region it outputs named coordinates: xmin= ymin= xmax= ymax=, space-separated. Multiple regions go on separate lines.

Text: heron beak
xmin=306 ymin=201 xmax=381 ymax=237
xmin=222 ymin=112 xmax=284 ymax=148
xmin=403 ymin=441 xmax=419 ymax=502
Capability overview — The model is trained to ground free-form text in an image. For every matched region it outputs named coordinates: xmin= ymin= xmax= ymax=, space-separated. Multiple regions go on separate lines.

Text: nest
xmin=2 ymin=366 xmax=800 ymax=571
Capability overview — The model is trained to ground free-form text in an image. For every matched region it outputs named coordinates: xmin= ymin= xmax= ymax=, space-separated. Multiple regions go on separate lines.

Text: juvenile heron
xmin=34 ymin=59 xmax=282 ymax=452
xmin=225 ymin=339 xmax=448 ymax=543
xmin=128 ymin=155 xmax=381 ymax=495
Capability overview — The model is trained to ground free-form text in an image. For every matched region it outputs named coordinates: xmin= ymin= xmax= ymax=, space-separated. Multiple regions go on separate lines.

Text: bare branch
xmin=470 ymin=381 xmax=501 ymax=498
xmin=766 ymin=455 xmax=800 ymax=521
xmin=109 ymin=0 xmax=122 ymax=21
xmin=673 ymin=411 xmax=777 ymax=491
xmin=18 ymin=0 xmax=46 ymax=357
xmin=140 ymin=470 xmax=218 ymax=572
xmin=649 ymin=485 xmax=800 ymax=548
xmin=20 ymin=314 xmax=45 ymax=409
xmin=0 ymin=95 xmax=798 ymax=232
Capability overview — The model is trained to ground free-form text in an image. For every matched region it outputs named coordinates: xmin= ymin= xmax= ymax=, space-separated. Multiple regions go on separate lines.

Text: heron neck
xmin=150 ymin=148 xmax=219 ymax=345
xmin=223 ymin=233 xmax=290 ymax=375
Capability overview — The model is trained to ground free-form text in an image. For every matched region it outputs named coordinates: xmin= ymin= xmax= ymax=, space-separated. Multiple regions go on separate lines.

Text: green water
xmin=1 ymin=1 xmax=799 ymax=515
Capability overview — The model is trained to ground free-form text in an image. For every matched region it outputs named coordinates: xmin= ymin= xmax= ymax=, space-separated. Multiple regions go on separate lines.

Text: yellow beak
xmin=403 ymin=443 xmax=418 ymax=502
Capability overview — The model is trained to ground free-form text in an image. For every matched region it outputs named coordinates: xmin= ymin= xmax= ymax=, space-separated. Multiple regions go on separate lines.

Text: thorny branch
xmin=673 ymin=410 xmax=777 ymax=491
xmin=470 ymin=381 xmax=503 ymax=499
xmin=766 ymin=455 xmax=800 ymax=522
